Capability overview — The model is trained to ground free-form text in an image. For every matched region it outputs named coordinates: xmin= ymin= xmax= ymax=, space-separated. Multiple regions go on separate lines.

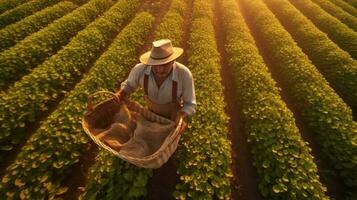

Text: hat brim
xmin=139 ymin=47 xmax=183 ymax=65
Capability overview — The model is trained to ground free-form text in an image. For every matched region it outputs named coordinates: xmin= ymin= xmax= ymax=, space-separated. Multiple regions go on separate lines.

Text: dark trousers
xmin=146 ymin=153 xmax=179 ymax=200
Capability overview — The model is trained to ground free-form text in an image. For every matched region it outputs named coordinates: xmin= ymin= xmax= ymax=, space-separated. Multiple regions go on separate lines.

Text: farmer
xmin=115 ymin=39 xmax=196 ymax=127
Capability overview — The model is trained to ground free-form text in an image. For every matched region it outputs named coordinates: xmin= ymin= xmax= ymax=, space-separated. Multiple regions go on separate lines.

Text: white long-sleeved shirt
xmin=120 ymin=62 xmax=196 ymax=116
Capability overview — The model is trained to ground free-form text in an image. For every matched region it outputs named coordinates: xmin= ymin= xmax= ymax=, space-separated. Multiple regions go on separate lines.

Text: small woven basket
xmin=82 ymin=91 xmax=184 ymax=169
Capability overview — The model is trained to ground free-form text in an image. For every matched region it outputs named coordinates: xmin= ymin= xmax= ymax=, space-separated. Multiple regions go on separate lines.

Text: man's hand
xmin=176 ymin=111 xmax=187 ymax=134
xmin=115 ymin=89 xmax=126 ymax=101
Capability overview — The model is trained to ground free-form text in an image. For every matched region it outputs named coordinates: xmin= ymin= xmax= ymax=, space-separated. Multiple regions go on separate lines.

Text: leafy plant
xmin=0 ymin=1 xmax=77 ymax=52
xmin=218 ymin=0 xmax=328 ymax=198
xmin=288 ymin=0 xmax=357 ymax=59
xmin=0 ymin=12 xmax=154 ymax=200
xmin=0 ymin=0 xmax=113 ymax=90
xmin=0 ymin=0 xmax=59 ymax=28
xmin=311 ymin=0 xmax=357 ymax=31
xmin=174 ymin=0 xmax=232 ymax=199
xmin=263 ymin=0 xmax=357 ymax=115
xmin=328 ymin=0 xmax=357 ymax=17
xmin=0 ymin=0 xmax=139 ymax=160
xmin=241 ymin=0 xmax=357 ymax=191
xmin=0 ymin=0 xmax=30 ymax=15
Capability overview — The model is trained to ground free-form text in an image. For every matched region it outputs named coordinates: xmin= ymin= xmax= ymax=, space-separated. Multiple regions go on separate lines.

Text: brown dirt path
xmin=236 ymin=0 xmax=346 ymax=199
xmin=146 ymin=0 xmax=193 ymax=199
xmin=212 ymin=0 xmax=264 ymax=199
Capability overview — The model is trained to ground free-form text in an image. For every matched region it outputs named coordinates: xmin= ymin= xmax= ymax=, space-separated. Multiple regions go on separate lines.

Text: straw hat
xmin=140 ymin=39 xmax=183 ymax=65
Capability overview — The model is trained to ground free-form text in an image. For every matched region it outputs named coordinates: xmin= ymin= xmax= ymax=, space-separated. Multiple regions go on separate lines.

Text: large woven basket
xmin=82 ymin=91 xmax=184 ymax=169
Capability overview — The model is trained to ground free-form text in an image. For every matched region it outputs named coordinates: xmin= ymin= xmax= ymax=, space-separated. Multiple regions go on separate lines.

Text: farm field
xmin=0 ymin=0 xmax=356 ymax=199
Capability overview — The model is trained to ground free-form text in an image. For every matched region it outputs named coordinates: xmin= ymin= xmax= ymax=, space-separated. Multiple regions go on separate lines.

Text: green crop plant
xmin=240 ymin=0 xmax=357 ymax=191
xmin=0 ymin=0 xmax=113 ymax=90
xmin=0 ymin=0 xmax=30 ymax=15
xmin=0 ymin=1 xmax=77 ymax=52
xmin=329 ymin=0 xmax=357 ymax=16
xmin=311 ymin=0 xmax=357 ymax=31
xmin=0 ymin=0 xmax=59 ymax=28
xmin=218 ymin=0 xmax=328 ymax=198
xmin=288 ymin=0 xmax=357 ymax=59
xmin=0 ymin=0 xmax=139 ymax=159
xmin=263 ymin=0 xmax=357 ymax=117
xmin=173 ymin=0 xmax=232 ymax=199
xmin=0 ymin=12 xmax=154 ymax=200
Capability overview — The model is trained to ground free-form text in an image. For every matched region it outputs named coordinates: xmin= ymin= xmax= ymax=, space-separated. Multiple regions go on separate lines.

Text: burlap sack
xmin=94 ymin=104 xmax=175 ymax=157
xmin=92 ymin=104 xmax=135 ymax=150
xmin=82 ymin=91 xmax=184 ymax=168
xmin=120 ymin=114 xmax=174 ymax=157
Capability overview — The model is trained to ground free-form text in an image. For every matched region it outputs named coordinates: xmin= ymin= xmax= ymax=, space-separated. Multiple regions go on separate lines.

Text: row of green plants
xmin=0 ymin=12 xmax=154 ymax=200
xmin=342 ymin=0 xmax=357 ymax=7
xmin=174 ymin=0 xmax=232 ymax=199
xmin=311 ymin=0 xmax=357 ymax=31
xmin=0 ymin=1 xmax=77 ymax=52
xmin=287 ymin=0 xmax=357 ymax=59
xmin=263 ymin=0 xmax=357 ymax=115
xmin=240 ymin=0 xmax=357 ymax=191
xmin=80 ymin=150 xmax=152 ymax=200
xmin=218 ymin=0 xmax=329 ymax=199
xmin=153 ymin=0 xmax=186 ymax=44
xmin=81 ymin=0 xmax=188 ymax=198
xmin=0 ymin=0 xmax=139 ymax=159
xmin=69 ymin=0 xmax=90 ymax=5
xmin=329 ymin=0 xmax=357 ymax=16
xmin=0 ymin=0 xmax=113 ymax=90
xmin=0 ymin=0 xmax=30 ymax=14
xmin=0 ymin=0 xmax=59 ymax=28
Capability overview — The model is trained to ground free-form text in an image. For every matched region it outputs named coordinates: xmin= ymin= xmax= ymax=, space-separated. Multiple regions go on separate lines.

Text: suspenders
xmin=144 ymin=74 xmax=178 ymax=103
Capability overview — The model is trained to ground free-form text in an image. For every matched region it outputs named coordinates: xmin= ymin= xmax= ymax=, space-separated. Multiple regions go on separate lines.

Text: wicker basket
xmin=82 ymin=91 xmax=184 ymax=169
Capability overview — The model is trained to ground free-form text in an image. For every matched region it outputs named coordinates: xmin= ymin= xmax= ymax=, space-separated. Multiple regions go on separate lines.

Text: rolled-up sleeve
xmin=120 ymin=64 xmax=142 ymax=95
xmin=181 ymin=70 xmax=196 ymax=116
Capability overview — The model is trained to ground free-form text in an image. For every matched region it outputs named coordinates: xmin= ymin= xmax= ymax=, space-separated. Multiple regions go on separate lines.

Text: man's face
xmin=152 ymin=61 xmax=174 ymax=79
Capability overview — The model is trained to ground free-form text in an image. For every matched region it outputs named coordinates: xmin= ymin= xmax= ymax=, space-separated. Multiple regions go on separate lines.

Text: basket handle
xmin=86 ymin=91 xmax=120 ymax=112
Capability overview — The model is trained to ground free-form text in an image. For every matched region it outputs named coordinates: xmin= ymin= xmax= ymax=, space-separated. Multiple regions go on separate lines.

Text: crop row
xmin=263 ymin=0 xmax=357 ymax=115
xmin=81 ymin=0 xmax=188 ymax=198
xmin=173 ymin=0 xmax=232 ymax=199
xmin=0 ymin=0 xmax=30 ymax=15
xmin=154 ymin=0 xmax=185 ymax=44
xmin=240 ymin=0 xmax=357 ymax=190
xmin=0 ymin=0 xmax=139 ymax=160
xmin=0 ymin=12 xmax=154 ymax=200
xmin=311 ymin=0 xmax=357 ymax=31
xmin=0 ymin=0 xmax=113 ymax=90
xmin=0 ymin=1 xmax=77 ymax=52
xmin=342 ymin=0 xmax=357 ymax=7
xmin=80 ymin=150 xmax=152 ymax=200
xmin=0 ymin=0 xmax=58 ymax=29
xmin=329 ymin=0 xmax=357 ymax=16
xmin=287 ymin=0 xmax=357 ymax=59
xmin=218 ymin=0 xmax=328 ymax=199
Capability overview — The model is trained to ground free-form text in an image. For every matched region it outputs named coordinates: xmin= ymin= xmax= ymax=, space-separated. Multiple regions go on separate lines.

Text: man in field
xmin=115 ymin=39 xmax=196 ymax=127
